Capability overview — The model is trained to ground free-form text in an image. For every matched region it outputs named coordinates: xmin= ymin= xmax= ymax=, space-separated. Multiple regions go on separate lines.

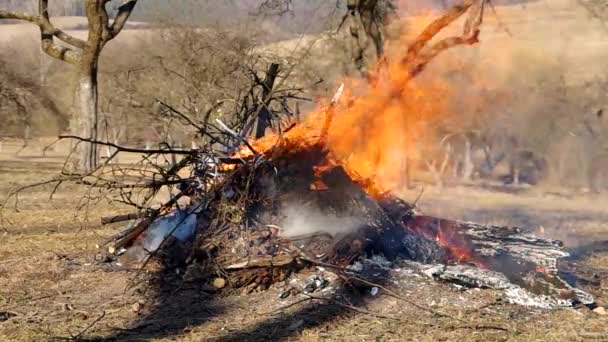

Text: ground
xmin=1 ymin=139 xmax=607 ymax=342
xmin=2 ymin=0 xmax=608 ymax=340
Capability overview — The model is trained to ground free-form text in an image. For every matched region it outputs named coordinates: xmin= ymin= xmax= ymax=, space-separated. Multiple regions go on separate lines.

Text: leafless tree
xmin=338 ymin=0 xmax=396 ymax=74
xmin=0 ymin=0 xmax=138 ymax=173
xmin=255 ymin=0 xmax=396 ymax=75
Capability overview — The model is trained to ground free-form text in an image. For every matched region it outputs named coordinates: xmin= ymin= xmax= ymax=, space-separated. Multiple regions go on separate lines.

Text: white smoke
xmin=279 ymin=202 xmax=364 ymax=238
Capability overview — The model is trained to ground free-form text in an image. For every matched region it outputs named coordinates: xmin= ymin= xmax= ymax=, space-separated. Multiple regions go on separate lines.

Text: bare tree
xmin=0 ymin=0 xmax=138 ymax=173
xmin=254 ymin=0 xmax=395 ymax=75
xmin=339 ymin=0 xmax=396 ymax=73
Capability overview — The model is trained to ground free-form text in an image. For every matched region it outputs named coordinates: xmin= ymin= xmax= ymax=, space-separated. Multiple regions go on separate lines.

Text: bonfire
xmin=97 ymin=0 xmax=594 ymax=311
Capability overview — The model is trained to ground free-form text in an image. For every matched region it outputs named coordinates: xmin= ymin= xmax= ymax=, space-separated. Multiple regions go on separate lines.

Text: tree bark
xmin=462 ymin=138 xmax=474 ymax=181
xmin=68 ymin=1 xmax=101 ymax=172
xmin=73 ymin=71 xmax=99 ymax=171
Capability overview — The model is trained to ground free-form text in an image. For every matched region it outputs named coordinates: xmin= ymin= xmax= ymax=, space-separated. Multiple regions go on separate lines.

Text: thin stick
xmin=59 ymin=135 xmax=196 ymax=155
xmin=215 ymin=119 xmax=258 ymax=155
xmin=320 ymin=83 xmax=345 ymax=141
xmin=72 ymin=311 xmax=106 ymax=340
xmin=413 ymin=187 xmax=425 ymax=207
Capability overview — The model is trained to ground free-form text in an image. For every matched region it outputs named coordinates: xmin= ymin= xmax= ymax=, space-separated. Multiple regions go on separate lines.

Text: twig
xmin=59 ymin=135 xmax=197 ymax=155
xmin=299 ymin=257 xmax=361 ymax=273
xmin=343 ymin=274 xmax=458 ymax=319
xmin=262 ymin=297 xmax=313 ymax=315
xmin=215 ymin=119 xmax=258 ymax=155
xmin=71 ymin=311 xmax=106 ymax=340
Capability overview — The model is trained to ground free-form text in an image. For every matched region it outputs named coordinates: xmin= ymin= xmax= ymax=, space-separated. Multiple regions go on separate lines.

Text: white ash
xmin=385 ymin=259 xmax=593 ymax=309
xmin=417 ymin=263 xmax=593 ymax=309
xmin=365 ymin=254 xmax=393 ymax=269
xmin=504 ymin=287 xmax=572 ymax=309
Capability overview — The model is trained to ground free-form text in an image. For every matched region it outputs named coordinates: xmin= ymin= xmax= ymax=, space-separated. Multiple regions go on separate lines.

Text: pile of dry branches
xmin=2 ymin=0 xmax=489 ymax=290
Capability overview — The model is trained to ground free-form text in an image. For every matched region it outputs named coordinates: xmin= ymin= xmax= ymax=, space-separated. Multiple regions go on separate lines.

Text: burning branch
xmin=320 ymin=83 xmax=345 ymax=142
xmin=399 ymin=0 xmax=486 ymax=80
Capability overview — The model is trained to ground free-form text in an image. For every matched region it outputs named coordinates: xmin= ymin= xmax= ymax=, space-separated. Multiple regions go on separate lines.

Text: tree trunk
xmin=70 ymin=0 xmax=106 ymax=173
xmin=343 ymin=0 xmax=392 ymax=75
xmin=1 ymin=0 xmax=138 ymax=172
xmin=462 ymin=138 xmax=474 ymax=181
xmin=73 ymin=69 xmax=99 ymax=172
xmin=345 ymin=0 xmax=373 ymax=74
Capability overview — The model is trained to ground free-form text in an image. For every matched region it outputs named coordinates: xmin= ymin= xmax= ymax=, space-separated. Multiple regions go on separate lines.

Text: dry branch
xmin=101 ymin=212 xmax=144 ymax=225
xmin=399 ymin=0 xmax=485 ymax=80
xmin=0 ymin=7 xmax=82 ymax=64
xmin=320 ymin=83 xmax=345 ymax=141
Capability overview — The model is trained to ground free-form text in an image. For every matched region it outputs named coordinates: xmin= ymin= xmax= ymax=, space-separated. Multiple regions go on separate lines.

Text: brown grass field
xmin=2 ymin=0 xmax=608 ymax=340
xmin=1 ymin=142 xmax=607 ymax=341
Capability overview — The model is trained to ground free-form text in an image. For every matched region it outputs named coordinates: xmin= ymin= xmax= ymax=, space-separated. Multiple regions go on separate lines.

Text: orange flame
xmin=408 ymin=216 xmax=478 ymax=265
xmin=239 ymin=38 xmax=452 ymax=197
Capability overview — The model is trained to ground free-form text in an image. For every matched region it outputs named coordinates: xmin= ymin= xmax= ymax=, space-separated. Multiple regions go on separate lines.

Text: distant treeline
xmin=0 ymin=0 xmax=535 ymax=27
xmin=0 ymin=0 xmax=84 ymax=16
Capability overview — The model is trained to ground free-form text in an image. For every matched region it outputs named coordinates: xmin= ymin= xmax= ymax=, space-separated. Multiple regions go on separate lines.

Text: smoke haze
xmin=279 ymin=202 xmax=364 ymax=237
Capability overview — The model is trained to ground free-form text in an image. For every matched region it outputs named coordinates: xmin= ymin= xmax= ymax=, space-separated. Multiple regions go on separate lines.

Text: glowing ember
xmin=407 ymin=216 xmax=478 ymax=265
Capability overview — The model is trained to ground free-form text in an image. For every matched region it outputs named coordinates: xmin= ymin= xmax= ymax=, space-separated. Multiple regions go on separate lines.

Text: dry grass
xmin=1 ymin=138 xmax=608 ymax=341
xmin=2 ymin=1 xmax=608 ymax=340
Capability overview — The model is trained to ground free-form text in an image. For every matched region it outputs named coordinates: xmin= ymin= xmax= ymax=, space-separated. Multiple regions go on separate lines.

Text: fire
xmin=408 ymin=216 xmax=478 ymax=265
xmin=239 ymin=51 xmax=450 ymax=197
xmin=231 ymin=3 xmax=487 ymax=265
xmin=233 ymin=1 xmax=491 ymax=197
xmin=235 ymin=1 xmax=488 ymax=198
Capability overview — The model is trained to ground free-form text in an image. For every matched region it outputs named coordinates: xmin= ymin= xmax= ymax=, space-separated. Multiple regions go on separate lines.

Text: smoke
xmin=278 ymin=202 xmax=364 ymax=238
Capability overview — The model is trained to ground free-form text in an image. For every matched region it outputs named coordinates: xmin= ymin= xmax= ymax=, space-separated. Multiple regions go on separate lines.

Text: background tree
xmin=0 ymin=0 xmax=138 ymax=173
xmin=339 ymin=0 xmax=396 ymax=74
xmin=256 ymin=0 xmax=396 ymax=74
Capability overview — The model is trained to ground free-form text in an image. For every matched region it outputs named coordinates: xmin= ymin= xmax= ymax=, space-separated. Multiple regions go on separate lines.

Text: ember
xmin=406 ymin=216 xmax=477 ymax=265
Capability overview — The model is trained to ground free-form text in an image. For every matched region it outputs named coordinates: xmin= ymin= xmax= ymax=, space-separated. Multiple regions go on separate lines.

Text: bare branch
xmin=59 ymin=135 xmax=199 ymax=155
xmin=107 ymin=0 xmax=138 ymax=40
xmin=418 ymin=0 xmax=485 ymax=65
xmin=40 ymin=38 xmax=82 ymax=64
xmin=0 ymin=10 xmax=40 ymax=23
xmin=0 ymin=3 xmax=83 ymax=64
xmin=58 ymin=135 xmax=244 ymax=164
xmin=397 ymin=0 xmax=485 ymax=80
xmin=216 ymin=119 xmax=259 ymax=155
xmin=402 ymin=2 xmax=474 ymax=66
xmin=38 ymin=0 xmax=86 ymax=48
